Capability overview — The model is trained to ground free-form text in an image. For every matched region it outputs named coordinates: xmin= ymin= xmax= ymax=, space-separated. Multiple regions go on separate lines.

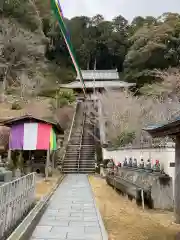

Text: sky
xmin=60 ymin=0 xmax=180 ymax=22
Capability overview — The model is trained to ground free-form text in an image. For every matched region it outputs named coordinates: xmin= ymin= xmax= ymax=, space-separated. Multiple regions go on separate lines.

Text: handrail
xmin=67 ymin=102 xmax=78 ymax=143
xmin=61 ymin=102 xmax=78 ymax=168
xmin=77 ymin=105 xmax=86 ymax=172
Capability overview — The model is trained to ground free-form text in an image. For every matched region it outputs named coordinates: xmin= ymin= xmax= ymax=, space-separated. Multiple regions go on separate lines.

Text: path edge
xmin=7 ymin=174 xmax=66 ymax=240
xmin=88 ymin=175 xmax=109 ymax=240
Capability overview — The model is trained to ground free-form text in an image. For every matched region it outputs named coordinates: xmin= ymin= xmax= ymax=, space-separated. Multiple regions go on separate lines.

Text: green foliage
xmin=11 ymin=101 xmax=22 ymax=110
xmin=1 ymin=0 xmax=40 ymax=31
xmin=113 ymin=131 xmax=136 ymax=147
xmin=50 ymin=89 xmax=75 ymax=110
xmin=58 ymin=89 xmax=75 ymax=103
xmin=46 ymin=14 xmax=130 ymax=71
xmin=124 ymin=13 xmax=180 ymax=85
xmin=46 ymin=11 xmax=180 ymax=87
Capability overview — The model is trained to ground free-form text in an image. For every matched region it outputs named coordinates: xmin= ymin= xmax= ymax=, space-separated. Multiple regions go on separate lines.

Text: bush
xmin=50 ymin=89 xmax=75 ymax=110
xmin=113 ymin=131 xmax=136 ymax=147
xmin=11 ymin=101 xmax=22 ymax=110
xmin=58 ymin=89 xmax=75 ymax=104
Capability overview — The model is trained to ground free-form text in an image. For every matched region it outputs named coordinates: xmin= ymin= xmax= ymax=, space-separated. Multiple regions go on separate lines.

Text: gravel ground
xmin=35 ymin=175 xmax=60 ymax=200
xmin=89 ymin=176 xmax=180 ymax=240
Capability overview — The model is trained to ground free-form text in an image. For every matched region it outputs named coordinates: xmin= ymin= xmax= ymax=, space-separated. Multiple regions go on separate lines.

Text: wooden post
xmin=8 ymin=149 xmax=11 ymax=165
xmin=45 ymin=149 xmax=50 ymax=180
xmin=52 ymin=151 xmax=55 ymax=171
xmin=18 ymin=151 xmax=23 ymax=175
xmin=175 ymin=136 xmax=180 ymax=223
xmin=141 ymin=189 xmax=145 ymax=210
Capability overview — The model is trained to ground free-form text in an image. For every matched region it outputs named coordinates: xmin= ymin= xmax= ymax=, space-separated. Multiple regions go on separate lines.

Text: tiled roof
xmin=61 ymin=80 xmax=135 ymax=89
xmin=76 ymin=70 xmax=119 ymax=80
xmin=143 ymin=117 xmax=180 ymax=137
xmin=1 ymin=114 xmax=64 ymax=133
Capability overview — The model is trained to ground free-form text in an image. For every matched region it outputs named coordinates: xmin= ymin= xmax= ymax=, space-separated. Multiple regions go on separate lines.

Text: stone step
xmin=64 ymin=160 xmax=94 ymax=164
xmin=65 ymin=150 xmax=79 ymax=153
xmin=63 ymin=165 xmax=79 ymax=168
xmin=63 ymin=168 xmax=79 ymax=171
xmin=63 ymin=164 xmax=79 ymax=167
xmin=81 ymin=147 xmax=95 ymax=149
xmin=79 ymin=165 xmax=95 ymax=168
xmin=81 ymin=145 xmax=95 ymax=146
xmin=80 ymin=155 xmax=95 ymax=158
xmin=67 ymin=145 xmax=80 ymax=148
xmin=65 ymin=152 xmax=79 ymax=155
xmin=80 ymin=153 xmax=95 ymax=156
xmin=64 ymin=158 xmax=78 ymax=162
xmin=78 ymin=169 xmax=95 ymax=172
xmin=64 ymin=158 xmax=79 ymax=162
xmin=65 ymin=151 xmax=79 ymax=155
xmin=80 ymin=152 xmax=95 ymax=154
xmin=69 ymin=137 xmax=81 ymax=139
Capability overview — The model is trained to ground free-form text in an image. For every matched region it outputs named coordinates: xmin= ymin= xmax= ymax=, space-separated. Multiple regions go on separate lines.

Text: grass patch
xmin=89 ymin=176 xmax=180 ymax=240
xmin=35 ymin=175 xmax=61 ymax=200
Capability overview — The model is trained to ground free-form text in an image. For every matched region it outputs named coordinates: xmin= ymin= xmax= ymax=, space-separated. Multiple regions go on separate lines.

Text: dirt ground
xmin=35 ymin=174 xmax=62 ymax=200
xmin=89 ymin=176 xmax=180 ymax=240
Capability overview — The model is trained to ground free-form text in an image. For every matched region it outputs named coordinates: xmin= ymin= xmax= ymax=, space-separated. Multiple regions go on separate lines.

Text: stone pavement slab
xmin=30 ymin=174 xmax=107 ymax=240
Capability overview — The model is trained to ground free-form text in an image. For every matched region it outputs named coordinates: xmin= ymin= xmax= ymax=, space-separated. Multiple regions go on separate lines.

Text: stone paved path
xmin=31 ymin=174 xmax=107 ymax=240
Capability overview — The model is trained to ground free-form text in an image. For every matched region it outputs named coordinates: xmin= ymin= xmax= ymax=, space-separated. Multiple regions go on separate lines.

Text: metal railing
xmin=61 ymin=102 xmax=78 ymax=169
xmin=77 ymin=111 xmax=86 ymax=172
xmin=0 ymin=173 xmax=36 ymax=239
xmin=67 ymin=102 xmax=78 ymax=144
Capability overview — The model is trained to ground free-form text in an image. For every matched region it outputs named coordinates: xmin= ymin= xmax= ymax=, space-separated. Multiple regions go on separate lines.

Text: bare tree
xmin=18 ymin=72 xmax=45 ymax=101
xmin=0 ymin=18 xmax=46 ymax=102
xmin=96 ymin=88 xmax=180 ymax=148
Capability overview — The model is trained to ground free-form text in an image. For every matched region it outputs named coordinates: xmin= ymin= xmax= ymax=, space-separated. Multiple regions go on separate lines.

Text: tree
xmin=130 ymin=16 xmax=157 ymax=35
xmin=0 ymin=16 xmax=49 ymax=101
xmin=91 ymin=14 xmax=104 ymax=26
xmin=124 ymin=13 xmax=180 ymax=86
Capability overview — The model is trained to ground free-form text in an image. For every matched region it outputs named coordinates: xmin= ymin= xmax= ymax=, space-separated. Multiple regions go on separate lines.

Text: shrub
xmin=114 ymin=131 xmax=136 ymax=147
xmin=11 ymin=101 xmax=22 ymax=110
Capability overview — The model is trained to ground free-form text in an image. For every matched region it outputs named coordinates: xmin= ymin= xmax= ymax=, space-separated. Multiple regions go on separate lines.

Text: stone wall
xmin=117 ymin=168 xmax=173 ymax=210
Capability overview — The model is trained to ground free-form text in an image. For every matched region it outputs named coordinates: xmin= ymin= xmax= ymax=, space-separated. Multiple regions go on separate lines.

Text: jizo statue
xmin=146 ymin=159 xmax=151 ymax=170
xmin=123 ymin=157 xmax=128 ymax=166
xmin=153 ymin=160 xmax=161 ymax=172
xmin=128 ymin=157 xmax=133 ymax=167
xmin=139 ymin=158 xmax=144 ymax=169
xmin=133 ymin=158 xmax=137 ymax=168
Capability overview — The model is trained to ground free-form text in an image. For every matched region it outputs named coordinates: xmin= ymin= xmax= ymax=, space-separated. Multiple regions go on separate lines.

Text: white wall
xmin=102 ymin=148 xmax=175 ymax=181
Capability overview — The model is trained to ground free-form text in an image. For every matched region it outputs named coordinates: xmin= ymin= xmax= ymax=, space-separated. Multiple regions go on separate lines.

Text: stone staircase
xmin=62 ymin=100 xmax=96 ymax=173
xmin=79 ymin=106 xmax=96 ymax=173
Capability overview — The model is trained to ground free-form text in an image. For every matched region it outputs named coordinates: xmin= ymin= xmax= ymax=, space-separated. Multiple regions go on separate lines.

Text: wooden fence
xmin=0 ymin=173 xmax=36 ymax=239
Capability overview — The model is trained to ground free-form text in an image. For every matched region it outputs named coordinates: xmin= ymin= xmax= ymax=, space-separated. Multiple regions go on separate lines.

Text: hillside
xmin=0 ymin=0 xmax=75 ymax=123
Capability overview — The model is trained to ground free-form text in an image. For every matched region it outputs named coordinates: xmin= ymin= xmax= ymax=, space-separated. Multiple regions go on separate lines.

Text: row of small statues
xmin=123 ymin=157 xmax=161 ymax=172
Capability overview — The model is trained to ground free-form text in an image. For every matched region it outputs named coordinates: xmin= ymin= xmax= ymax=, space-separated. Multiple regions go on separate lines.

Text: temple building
xmin=60 ymin=69 xmax=136 ymax=95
